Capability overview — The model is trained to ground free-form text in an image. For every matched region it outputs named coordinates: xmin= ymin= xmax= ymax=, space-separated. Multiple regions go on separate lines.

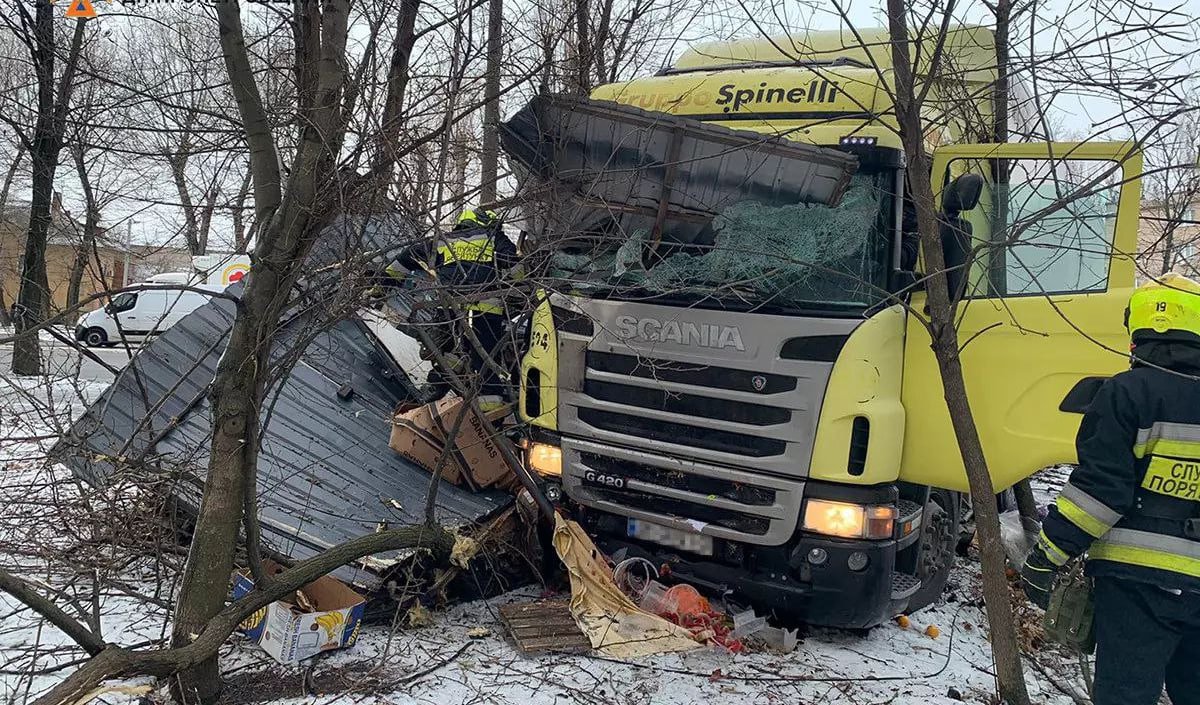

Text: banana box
xmin=232 ymin=560 xmax=366 ymax=664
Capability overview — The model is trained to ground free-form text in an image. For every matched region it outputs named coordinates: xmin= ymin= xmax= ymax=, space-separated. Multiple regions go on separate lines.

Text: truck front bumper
xmin=585 ymin=512 xmax=899 ymax=629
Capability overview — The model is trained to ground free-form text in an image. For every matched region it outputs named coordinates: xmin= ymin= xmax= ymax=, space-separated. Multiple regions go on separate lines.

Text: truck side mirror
xmin=939 ymin=173 xmax=983 ymax=301
xmin=941 ymin=173 xmax=983 ymax=215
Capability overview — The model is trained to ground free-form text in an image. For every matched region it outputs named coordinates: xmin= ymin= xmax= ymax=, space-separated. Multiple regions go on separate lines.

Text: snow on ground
xmin=0 ymin=367 xmax=1088 ymax=705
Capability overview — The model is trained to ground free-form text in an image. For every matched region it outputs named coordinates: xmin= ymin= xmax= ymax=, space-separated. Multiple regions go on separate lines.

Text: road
xmin=0 ymin=333 xmax=134 ymax=384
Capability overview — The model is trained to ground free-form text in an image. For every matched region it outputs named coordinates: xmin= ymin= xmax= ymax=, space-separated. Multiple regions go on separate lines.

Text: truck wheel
xmin=83 ymin=328 xmax=108 ymax=348
xmin=906 ymin=488 xmax=960 ymax=613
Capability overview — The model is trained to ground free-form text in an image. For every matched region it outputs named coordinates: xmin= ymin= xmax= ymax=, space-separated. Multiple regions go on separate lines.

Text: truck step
xmin=897 ymin=499 xmax=924 ymax=526
xmin=891 ymin=573 xmax=922 ymax=600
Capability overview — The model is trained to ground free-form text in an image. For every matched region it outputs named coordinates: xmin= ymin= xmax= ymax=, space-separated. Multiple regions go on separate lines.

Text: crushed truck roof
xmin=52 ymin=216 xmax=511 ymax=589
xmin=500 ymin=94 xmax=858 ymax=244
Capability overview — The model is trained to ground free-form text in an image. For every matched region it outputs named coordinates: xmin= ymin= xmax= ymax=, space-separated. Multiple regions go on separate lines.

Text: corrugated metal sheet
xmin=54 ymin=217 xmax=510 ymax=588
xmin=501 ymin=94 xmax=858 ymax=245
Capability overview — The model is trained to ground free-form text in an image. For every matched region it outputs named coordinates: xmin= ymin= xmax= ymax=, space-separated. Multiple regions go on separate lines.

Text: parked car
xmin=75 ymin=282 xmax=223 ymax=347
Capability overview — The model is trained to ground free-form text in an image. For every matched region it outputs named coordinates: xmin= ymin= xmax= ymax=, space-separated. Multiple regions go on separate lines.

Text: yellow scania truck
xmin=513 ymin=27 xmax=1143 ymax=627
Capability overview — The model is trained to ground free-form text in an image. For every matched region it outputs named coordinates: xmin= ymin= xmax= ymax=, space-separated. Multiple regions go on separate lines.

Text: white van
xmin=75 ymin=284 xmax=223 ymax=347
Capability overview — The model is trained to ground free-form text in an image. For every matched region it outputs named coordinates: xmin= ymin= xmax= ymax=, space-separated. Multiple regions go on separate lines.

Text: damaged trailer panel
xmin=52 ymin=217 xmax=511 ymax=589
xmin=500 ymin=94 xmax=859 ymax=245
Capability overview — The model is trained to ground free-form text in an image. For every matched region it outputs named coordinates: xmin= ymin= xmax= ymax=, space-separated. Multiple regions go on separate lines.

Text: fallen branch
xmin=1 ymin=523 xmax=455 ymax=705
xmin=0 ymin=569 xmax=108 ymax=656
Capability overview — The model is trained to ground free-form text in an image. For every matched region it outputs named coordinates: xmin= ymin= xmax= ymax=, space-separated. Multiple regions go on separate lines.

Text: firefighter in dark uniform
xmin=1021 ymin=273 xmax=1200 ymax=705
xmin=389 ymin=208 xmax=517 ymax=403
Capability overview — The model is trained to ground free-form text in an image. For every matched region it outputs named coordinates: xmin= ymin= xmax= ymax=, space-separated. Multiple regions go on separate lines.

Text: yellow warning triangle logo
xmin=64 ymin=0 xmax=96 ymax=18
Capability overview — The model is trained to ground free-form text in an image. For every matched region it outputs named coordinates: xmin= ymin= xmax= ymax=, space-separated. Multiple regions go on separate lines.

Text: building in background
xmin=0 ymin=195 xmax=126 ymax=314
xmin=0 ymin=195 xmax=194 ymax=314
xmin=1138 ymin=199 xmax=1199 ymax=281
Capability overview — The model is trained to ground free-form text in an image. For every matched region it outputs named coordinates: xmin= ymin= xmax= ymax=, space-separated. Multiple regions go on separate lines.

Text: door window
xmin=949 ymin=157 xmax=1122 ymax=297
xmin=108 ymin=292 xmax=137 ymax=313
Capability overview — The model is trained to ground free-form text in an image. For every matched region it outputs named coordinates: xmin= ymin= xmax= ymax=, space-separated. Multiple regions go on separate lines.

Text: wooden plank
xmin=498 ymin=601 xmax=591 ymax=655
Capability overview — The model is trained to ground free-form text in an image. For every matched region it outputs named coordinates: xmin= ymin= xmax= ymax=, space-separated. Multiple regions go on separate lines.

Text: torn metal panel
xmin=501 ymin=94 xmax=858 ymax=245
xmin=54 ymin=218 xmax=509 ymax=589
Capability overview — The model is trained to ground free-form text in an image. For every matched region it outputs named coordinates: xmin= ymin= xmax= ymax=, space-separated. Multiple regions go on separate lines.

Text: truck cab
xmin=513 ymin=27 xmax=1142 ymax=627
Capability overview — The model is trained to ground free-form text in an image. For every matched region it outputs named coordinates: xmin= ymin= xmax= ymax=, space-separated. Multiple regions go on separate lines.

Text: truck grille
xmin=587 ymin=351 xmax=797 ymax=394
xmin=577 ymin=408 xmax=786 ymax=457
xmin=583 ymin=380 xmax=790 ymax=426
xmin=561 ymin=438 xmax=804 ymax=545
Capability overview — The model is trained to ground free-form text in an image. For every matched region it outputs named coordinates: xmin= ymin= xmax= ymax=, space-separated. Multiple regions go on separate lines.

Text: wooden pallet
xmin=498 ymin=600 xmax=591 ymax=655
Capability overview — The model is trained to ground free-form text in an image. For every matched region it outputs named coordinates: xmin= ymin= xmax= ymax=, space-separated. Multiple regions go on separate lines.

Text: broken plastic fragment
xmin=450 ymin=535 xmax=480 ymax=569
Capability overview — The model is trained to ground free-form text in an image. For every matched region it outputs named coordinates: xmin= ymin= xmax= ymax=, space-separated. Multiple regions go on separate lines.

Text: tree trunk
xmin=1013 ymin=479 xmax=1039 ymax=522
xmin=170 ymin=2 xmax=350 ymax=701
xmin=232 ymin=167 xmax=253 ymax=253
xmin=573 ymin=0 xmax=592 ymax=95
xmin=884 ymin=9 xmax=1031 ymax=704
xmin=197 ymin=188 xmax=217 ymax=255
xmin=66 ymin=145 xmax=98 ymax=308
xmin=169 ymin=150 xmax=202 ymax=255
xmin=479 ymin=0 xmax=502 ymax=204
xmin=13 ymin=9 xmax=86 ymax=374
xmin=372 ymin=0 xmax=420 ymax=174
xmin=989 ymin=0 xmax=1012 ymax=293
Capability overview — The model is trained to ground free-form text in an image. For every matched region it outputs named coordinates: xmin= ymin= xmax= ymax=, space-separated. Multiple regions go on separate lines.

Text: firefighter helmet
xmin=457 ymin=208 xmax=499 ymax=228
xmin=1126 ymin=273 xmax=1200 ymax=341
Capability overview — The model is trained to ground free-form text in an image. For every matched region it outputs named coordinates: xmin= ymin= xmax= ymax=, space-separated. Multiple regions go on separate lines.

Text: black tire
xmin=83 ymin=327 xmax=108 ymax=348
xmin=906 ymin=488 xmax=961 ymax=614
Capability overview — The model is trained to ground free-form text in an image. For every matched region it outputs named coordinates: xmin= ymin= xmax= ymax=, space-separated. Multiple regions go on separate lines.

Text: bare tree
xmin=2 ymin=3 xmax=88 ymax=375
xmin=479 ymin=0 xmax=503 ymax=204
xmin=1142 ymin=108 xmax=1200 ymax=277
xmin=882 ymin=8 xmax=1031 ymax=702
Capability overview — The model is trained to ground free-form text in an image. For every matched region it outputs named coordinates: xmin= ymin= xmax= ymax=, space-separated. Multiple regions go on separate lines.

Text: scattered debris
xmin=552 ymin=514 xmax=699 ymax=657
xmin=404 ymin=604 xmax=436 ymax=628
xmin=466 ymin=626 xmax=492 ymax=639
xmin=233 ymin=560 xmax=366 ymax=664
xmin=449 ymin=535 xmax=480 ymax=569
xmin=497 ymin=600 xmax=590 ymax=655
xmin=758 ymin=624 xmax=799 ymax=652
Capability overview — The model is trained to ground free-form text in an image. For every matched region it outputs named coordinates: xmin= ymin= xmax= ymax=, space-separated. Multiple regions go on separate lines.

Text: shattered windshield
xmin=544 ymin=169 xmax=896 ymax=312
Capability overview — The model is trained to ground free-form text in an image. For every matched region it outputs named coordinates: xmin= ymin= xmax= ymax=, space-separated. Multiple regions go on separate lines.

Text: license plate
xmin=627 ymin=519 xmax=714 ymax=556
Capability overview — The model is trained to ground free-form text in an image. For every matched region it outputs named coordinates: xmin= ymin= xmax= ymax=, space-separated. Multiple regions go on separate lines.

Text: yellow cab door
xmin=899 ymin=142 xmax=1142 ymax=492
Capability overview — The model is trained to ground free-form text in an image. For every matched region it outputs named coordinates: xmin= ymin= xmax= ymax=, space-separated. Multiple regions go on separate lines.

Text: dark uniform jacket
xmin=1038 ymin=339 xmax=1200 ymax=592
xmin=394 ymin=223 xmax=517 ymax=286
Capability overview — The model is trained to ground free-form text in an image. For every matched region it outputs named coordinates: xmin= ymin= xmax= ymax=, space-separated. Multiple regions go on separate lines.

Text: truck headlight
xmin=528 ymin=442 xmax=562 ymax=477
xmin=802 ymin=500 xmax=895 ymax=539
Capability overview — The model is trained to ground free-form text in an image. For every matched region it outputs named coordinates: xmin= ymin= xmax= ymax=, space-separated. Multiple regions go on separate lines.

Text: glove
xmin=1020 ymin=548 xmax=1057 ymax=610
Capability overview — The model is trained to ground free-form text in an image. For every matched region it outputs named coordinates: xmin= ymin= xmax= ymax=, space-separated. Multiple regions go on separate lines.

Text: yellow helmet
xmin=1126 ymin=273 xmax=1200 ymax=341
xmin=457 ymin=208 xmax=499 ymax=228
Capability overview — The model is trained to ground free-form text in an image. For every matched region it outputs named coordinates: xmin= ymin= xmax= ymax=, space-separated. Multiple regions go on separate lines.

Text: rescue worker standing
xmin=392 ymin=208 xmax=517 ymax=401
xmin=1021 ymin=273 xmax=1200 ymax=705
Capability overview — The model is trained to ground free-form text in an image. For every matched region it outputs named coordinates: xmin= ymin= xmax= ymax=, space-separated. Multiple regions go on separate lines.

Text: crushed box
xmin=232 ymin=560 xmax=366 ymax=664
xmin=389 ymin=395 xmax=516 ymax=489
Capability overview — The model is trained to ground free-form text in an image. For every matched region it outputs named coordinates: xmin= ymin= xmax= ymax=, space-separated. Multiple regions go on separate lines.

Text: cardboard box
xmin=232 ymin=560 xmax=366 ymax=664
xmin=389 ymin=405 xmax=463 ymax=484
xmin=430 ymin=397 xmax=514 ymax=488
xmin=389 ymin=396 xmax=516 ymax=489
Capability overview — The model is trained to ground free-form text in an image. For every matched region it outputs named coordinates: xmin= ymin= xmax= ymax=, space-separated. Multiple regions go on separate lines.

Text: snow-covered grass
xmin=0 ymin=377 xmax=1088 ymax=705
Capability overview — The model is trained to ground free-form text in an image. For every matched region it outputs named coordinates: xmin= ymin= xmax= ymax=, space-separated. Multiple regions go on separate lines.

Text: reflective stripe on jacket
xmin=1038 ymin=340 xmax=1200 ymax=591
